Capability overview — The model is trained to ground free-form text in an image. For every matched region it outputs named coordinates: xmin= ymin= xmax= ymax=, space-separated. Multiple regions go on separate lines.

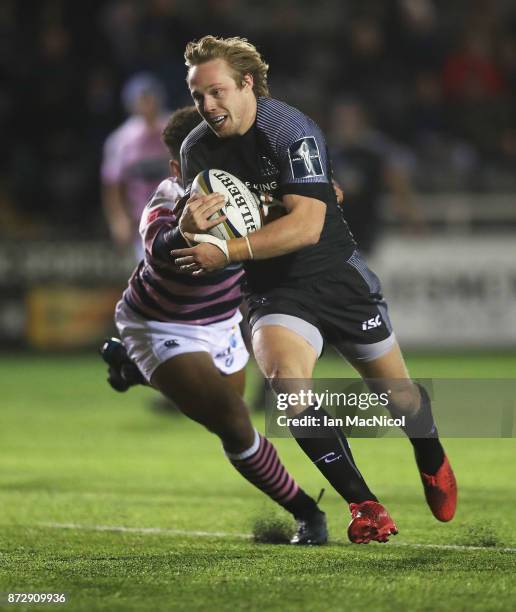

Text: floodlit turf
xmin=1 ymin=353 xmax=516 ymax=611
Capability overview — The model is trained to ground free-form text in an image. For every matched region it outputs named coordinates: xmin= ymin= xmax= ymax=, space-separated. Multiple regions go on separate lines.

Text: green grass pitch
xmin=1 ymin=352 xmax=516 ymax=611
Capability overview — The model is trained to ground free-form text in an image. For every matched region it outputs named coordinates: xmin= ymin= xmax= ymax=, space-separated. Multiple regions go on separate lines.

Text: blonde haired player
xmin=173 ymin=36 xmax=457 ymax=543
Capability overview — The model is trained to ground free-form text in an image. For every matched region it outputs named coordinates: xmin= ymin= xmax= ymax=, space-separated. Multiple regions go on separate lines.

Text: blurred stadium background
xmin=1 ymin=0 xmax=515 ymax=352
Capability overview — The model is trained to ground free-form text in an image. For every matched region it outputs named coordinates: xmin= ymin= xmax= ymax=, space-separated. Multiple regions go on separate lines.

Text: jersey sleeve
xmin=273 ymin=109 xmax=331 ymax=201
xmin=139 ymin=178 xmax=184 ymax=255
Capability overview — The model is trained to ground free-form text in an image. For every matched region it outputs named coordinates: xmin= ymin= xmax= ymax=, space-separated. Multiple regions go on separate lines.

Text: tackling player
xmin=108 ymin=106 xmax=328 ymax=545
xmin=172 ymin=36 xmax=457 ymax=543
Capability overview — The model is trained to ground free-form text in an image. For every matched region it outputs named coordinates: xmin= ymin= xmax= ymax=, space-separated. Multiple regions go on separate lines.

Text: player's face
xmin=188 ymin=59 xmax=256 ymax=138
xmin=134 ymin=92 xmax=160 ymax=120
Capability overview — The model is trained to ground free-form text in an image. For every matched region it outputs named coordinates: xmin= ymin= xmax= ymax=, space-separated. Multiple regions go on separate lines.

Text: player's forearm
xmin=182 ymin=211 xmax=322 ymax=269
xmin=152 ymin=225 xmax=189 ymax=262
xmin=102 ymin=184 xmax=132 ymax=243
xmin=385 ymin=169 xmax=417 ymax=217
xmin=102 ymin=184 xmax=125 ymax=220
xmin=173 ymin=195 xmax=326 ymax=272
xmin=245 ymin=208 xmax=320 ymax=259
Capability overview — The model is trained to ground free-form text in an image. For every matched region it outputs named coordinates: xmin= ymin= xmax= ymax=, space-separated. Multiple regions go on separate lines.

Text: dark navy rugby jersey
xmin=180 ymin=97 xmax=356 ymax=291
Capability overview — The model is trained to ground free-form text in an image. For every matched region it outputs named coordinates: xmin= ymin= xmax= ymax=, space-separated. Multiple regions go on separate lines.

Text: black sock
xmin=289 ymin=405 xmax=377 ymax=504
xmin=282 ymin=489 xmax=320 ymax=519
xmin=402 ymin=384 xmax=445 ymax=475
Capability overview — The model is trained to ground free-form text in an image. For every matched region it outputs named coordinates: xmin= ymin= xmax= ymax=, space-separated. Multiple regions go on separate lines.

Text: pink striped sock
xmin=226 ymin=429 xmax=300 ymax=507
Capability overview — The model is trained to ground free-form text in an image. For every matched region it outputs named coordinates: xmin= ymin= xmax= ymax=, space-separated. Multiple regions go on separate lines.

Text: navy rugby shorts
xmin=246 ymin=250 xmax=394 ymax=360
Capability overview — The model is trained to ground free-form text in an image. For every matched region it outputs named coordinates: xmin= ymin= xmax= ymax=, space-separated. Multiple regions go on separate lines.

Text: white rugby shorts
xmin=115 ymin=300 xmax=249 ymax=383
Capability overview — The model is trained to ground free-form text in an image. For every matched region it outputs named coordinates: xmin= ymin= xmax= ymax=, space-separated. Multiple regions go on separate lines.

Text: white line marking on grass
xmin=39 ymin=522 xmax=251 ymax=539
xmin=38 ymin=523 xmax=516 ymax=553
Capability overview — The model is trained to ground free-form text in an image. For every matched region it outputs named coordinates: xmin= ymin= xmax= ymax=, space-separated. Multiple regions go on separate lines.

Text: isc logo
xmin=362 ymin=315 xmax=382 ymax=331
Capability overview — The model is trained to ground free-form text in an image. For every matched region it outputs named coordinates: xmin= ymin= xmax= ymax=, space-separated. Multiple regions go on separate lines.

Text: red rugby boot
xmin=420 ymin=455 xmax=457 ymax=522
xmin=347 ymin=501 xmax=398 ymax=544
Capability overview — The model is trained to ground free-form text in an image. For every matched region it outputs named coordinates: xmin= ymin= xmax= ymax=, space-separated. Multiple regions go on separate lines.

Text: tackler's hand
xmin=172 ymin=233 xmax=229 ymax=275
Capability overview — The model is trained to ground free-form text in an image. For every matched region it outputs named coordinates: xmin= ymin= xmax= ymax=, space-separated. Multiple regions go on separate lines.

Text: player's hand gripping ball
xmin=190 ymin=169 xmax=262 ymax=240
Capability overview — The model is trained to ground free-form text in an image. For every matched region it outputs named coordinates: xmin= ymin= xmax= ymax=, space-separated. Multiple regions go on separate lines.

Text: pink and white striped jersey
xmin=122 ymin=177 xmax=244 ymax=325
xmin=101 ymin=115 xmax=170 ymax=226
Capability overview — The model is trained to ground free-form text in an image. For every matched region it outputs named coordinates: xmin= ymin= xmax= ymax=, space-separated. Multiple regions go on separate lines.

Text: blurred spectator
xmin=330 ymin=99 xmax=423 ymax=255
xmin=390 ymin=0 xmax=446 ymax=74
xmin=442 ymin=29 xmax=507 ymax=100
xmin=408 ymin=71 xmax=449 ymax=143
xmin=85 ymin=67 xmax=120 ymax=149
xmin=132 ymin=0 xmax=194 ymax=105
xmin=498 ymin=30 xmax=516 ymax=95
xmin=442 ymin=27 xmax=510 ymax=161
xmin=0 ymin=0 xmax=16 ymax=202
xmin=100 ymin=0 xmax=142 ymax=70
xmin=331 ymin=15 xmax=409 ymax=137
xmin=101 ymin=73 xmax=171 ymax=259
xmin=12 ymin=21 xmax=87 ymax=228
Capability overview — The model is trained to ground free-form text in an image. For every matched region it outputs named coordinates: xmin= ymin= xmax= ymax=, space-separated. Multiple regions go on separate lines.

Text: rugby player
xmin=172 ymin=36 xmax=457 ymax=543
xmin=101 ymin=73 xmax=170 ymax=260
xmin=108 ymin=106 xmax=328 ymax=545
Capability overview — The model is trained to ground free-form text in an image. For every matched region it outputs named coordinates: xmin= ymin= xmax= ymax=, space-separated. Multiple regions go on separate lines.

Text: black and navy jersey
xmin=180 ymin=96 xmax=356 ymax=291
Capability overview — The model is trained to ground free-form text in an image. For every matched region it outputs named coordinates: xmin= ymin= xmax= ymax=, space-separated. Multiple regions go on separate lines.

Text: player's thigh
xmin=246 ymin=289 xmax=323 ymax=384
xmin=151 ymin=352 xmax=252 ymax=432
xmin=252 ymin=325 xmax=317 ymax=380
xmin=223 ymin=367 xmax=246 ymax=397
xmin=349 ymin=341 xmax=419 ymax=415
xmin=252 ymin=324 xmax=318 ymax=415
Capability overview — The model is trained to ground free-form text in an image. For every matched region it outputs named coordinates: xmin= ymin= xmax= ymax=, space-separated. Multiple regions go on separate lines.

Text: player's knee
xmin=209 ymin=415 xmax=254 ymax=452
xmin=266 ymin=366 xmax=314 ymax=414
xmin=218 ymin=424 xmax=254 ymax=452
xmin=387 ymin=385 xmax=420 ymax=417
xmin=265 ymin=362 xmax=310 ymax=386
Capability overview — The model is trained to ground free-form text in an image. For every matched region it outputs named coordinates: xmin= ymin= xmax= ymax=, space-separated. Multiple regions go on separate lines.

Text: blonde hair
xmin=185 ymin=35 xmax=270 ymax=97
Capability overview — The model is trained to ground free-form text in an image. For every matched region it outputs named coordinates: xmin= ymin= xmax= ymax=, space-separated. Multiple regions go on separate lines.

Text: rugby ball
xmin=191 ymin=169 xmax=262 ymax=241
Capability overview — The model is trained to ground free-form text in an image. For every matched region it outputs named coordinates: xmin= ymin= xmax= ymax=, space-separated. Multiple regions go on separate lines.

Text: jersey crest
xmin=259 ymin=154 xmax=279 ymax=177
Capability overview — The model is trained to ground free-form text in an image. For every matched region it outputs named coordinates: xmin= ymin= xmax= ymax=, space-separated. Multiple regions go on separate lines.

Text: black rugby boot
xmin=290 ymin=509 xmax=328 ymax=546
xmin=100 ymin=337 xmax=146 ymax=392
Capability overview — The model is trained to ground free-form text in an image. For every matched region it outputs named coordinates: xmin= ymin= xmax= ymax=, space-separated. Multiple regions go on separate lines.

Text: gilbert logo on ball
xmin=191 ymin=169 xmax=262 ymax=241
